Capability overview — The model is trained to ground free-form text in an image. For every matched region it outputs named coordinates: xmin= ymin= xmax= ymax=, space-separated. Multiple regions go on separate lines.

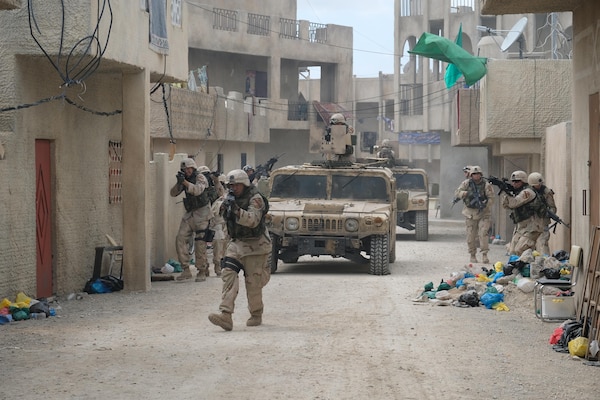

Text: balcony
xmin=481 ymin=0 xmax=583 ymax=14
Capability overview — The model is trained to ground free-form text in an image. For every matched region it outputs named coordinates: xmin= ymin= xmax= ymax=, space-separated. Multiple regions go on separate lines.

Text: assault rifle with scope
xmin=488 ymin=176 xmax=517 ymax=196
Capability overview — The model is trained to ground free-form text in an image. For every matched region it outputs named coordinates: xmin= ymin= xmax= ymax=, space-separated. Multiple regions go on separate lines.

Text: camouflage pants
xmin=212 ymin=237 xmax=228 ymax=273
xmin=465 ymin=215 xmax=490 ymax=255
xmin=218 ymin=253 xmax=270 ymax=317
xmin=535 ymin=219 xmax=551 ymax=256
xmin=175 ymin=213 xmax=210 ymax=272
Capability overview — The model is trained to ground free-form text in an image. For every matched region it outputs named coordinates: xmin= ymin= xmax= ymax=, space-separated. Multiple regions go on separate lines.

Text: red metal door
xmin=35 ymin=140 xmax=52 ymax=297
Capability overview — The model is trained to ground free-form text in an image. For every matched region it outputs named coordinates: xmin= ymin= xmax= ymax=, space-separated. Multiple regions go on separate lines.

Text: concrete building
xmin=0 ymin=1 xmax=189 ymax=298
xmin=395 ymin=0 xmax=573 ymax=247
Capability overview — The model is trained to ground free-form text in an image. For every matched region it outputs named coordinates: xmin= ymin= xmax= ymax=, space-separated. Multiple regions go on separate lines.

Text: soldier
xmin=454 ymin=165 xmax=495 ymax=263
xmin=208 ymin=169 xmax=271 ymax=331
xmin=529 ymin=172 xmax=557 ymax=255
xmin=502 ymin=170 xmax=546 ymax=256
xmin=462 ymin=165 xmax=472 ymax=179
xmin=243 ymin=164 xmax=257 ymax=184
xmin=170 ymin=158 xmax=214 ymax=282
xmin=377 ymin=139 xmax=395 ymax=166
xmin=209 ymin=174 xmax=229 ymax=277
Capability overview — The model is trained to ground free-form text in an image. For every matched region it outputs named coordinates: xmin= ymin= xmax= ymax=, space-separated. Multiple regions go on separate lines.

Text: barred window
xmin=108 ymin=141 xmax=122 ymax=204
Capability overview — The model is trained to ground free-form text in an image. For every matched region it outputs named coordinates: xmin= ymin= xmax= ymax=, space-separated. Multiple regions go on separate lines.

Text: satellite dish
xmin=500 ymin=17 xmax=527 ymax=52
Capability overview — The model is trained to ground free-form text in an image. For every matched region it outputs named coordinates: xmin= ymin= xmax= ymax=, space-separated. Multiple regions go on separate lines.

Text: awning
xmin=312 ymin=101 xmax=353 ymax=124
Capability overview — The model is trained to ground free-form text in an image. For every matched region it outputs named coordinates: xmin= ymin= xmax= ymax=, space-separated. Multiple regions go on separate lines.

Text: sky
xmin=296 ymin=0 xmax=395 ymax=78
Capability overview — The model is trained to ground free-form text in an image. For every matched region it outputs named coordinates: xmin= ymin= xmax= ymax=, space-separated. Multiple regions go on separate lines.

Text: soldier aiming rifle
xmin=488 ymin=176 xmax=517 ymax=196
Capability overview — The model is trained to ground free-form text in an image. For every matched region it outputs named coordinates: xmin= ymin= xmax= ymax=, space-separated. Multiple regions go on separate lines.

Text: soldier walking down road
xmin=454 ymin=165 xmax=494 ymax=263
xmin=170 ymin=158 xmax=214 ymax=282
xmin=209 ymin=174 xmax=229 ymax=277
xmin=208 ymin=169 xmax=271 ymax=331
xmin=528 ymin=172 xmax=556 ymax=256
xmin=502 ymin=170 xmax=546 ymax=256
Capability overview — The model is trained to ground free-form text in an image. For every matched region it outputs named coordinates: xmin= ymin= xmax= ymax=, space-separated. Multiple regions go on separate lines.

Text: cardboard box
xmin=541 ymin=295 xmax=575 ymax=320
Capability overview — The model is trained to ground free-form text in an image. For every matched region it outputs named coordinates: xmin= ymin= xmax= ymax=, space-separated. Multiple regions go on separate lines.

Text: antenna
xmin=478 ymin=17 xmax=528 ymax=58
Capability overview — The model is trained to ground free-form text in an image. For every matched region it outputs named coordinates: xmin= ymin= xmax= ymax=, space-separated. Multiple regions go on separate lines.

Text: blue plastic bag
xmin=480 ymin=292 xmax=504 ymax=309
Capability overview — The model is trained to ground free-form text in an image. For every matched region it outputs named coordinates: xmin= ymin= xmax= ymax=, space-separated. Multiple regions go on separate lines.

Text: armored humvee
xmin=392 ymin=166 xmax=429 ymax=241
xmin=265 ymin=113 xmax=397 ymax=275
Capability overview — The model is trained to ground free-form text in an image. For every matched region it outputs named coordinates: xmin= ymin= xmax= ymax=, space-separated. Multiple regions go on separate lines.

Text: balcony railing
xmin=279 ymin=18 xmax=299 ymax=39
xmin=309 ymin=22 xmax=327 ymax=43
xmin=247 ymin=13 xmax=270 ymax=36
xmin=399 ymin=84 xmax=423 ymax=116
xmin=213 ymin=8 xmax=238 ymax=32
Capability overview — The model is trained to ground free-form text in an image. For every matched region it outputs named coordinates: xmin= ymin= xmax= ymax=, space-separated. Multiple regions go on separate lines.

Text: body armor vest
xmin=464 ymin=179 xmax=488 ymax=209
xmin=227 ymin=186 xmax=269 ymax=240
xmin=511 ymin=185 xmax=546 ymax=223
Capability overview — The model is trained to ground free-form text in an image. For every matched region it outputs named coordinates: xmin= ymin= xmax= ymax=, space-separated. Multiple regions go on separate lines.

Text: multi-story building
xmin=0 ymin=1 xmax=189 ymax=297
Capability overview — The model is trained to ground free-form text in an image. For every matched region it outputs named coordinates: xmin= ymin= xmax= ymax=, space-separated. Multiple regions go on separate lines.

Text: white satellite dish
xmin=500 ymin=17 xmax=528 ymax=52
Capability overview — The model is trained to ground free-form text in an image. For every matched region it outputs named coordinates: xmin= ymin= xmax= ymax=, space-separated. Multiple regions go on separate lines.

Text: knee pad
xmin=222 ymin=257 xmax=244 ymax=273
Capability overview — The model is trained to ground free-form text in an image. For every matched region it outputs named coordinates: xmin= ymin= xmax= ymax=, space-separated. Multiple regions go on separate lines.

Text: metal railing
xmin=279 ymin=17 xmax=299 ymax=39
xmin=399 ymin=84 xmax=423 ymax=116
xmin=247 ymin=13 xmax=270 ymax=36
xmin=400 ymin=0 xmax=422 ymax=17
xmin=309 ymin=22 xmax=327 ymax=43
xmin=213 ymin=8 xmax=238 ymax=32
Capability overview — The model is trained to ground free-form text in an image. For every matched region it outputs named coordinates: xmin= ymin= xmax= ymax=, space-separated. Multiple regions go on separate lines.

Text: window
xmin=108 ymin=141 xmax=122 ymax=204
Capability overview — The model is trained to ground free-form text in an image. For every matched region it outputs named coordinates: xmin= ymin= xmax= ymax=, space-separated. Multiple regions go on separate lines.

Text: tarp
xmin=312 ymin=101 xmax=353 ymax=125
xmin=409 ymin=32 xmax=487 ymax=86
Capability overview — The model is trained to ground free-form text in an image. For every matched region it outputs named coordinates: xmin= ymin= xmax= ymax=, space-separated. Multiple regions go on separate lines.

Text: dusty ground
xmin=2 ymin=212 xmax=599 ymax=400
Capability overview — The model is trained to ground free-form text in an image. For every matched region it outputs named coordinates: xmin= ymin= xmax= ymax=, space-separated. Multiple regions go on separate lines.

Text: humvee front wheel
xmin=415 ymin=210 xmax=429 ymax=241
xmin=369 ymin=235 xmax=390 ymax=275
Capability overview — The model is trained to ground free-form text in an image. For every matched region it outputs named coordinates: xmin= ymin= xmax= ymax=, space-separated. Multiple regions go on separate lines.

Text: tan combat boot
xmin=470 ymin=253 xmax=478 ymax=263
xmin=208 ymin=312 xmax=233 ymax=331
xmin=246 ymin=315 xmax=262 ymax=327
xmin=482 ymin=252 xmax=490 ymax=264
xmin=175 ymin=267 xmax=193 ymax=282
xmin=195 ymin=269 xmax=206 ymax=282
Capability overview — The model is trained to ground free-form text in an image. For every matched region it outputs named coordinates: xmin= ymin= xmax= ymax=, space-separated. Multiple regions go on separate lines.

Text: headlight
xmin=345 ymin=218 xmax=359 ymax=232
xmin=285 ymin=217 xmax=299 ymax=231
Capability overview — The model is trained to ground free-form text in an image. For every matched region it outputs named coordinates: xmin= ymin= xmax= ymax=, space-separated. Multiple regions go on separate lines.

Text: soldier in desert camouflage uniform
xmin=208 ymin=169 xmax=271 ymax=331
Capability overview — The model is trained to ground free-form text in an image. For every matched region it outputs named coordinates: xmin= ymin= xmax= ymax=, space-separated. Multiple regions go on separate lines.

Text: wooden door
xmin=35 ymin=140 xmax=53 ymax=297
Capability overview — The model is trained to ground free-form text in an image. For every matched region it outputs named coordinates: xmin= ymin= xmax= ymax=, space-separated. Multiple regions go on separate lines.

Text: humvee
xmin=266 ymin=162 xmax=397 ymax=275
xmin=392 ymin=166 xmax=429 ymax=241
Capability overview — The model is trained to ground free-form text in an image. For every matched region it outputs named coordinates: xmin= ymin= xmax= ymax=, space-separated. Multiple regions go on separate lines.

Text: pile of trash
xmin=412 ymin=249 xmax=574 ymax=310
xmin=0 ymin=292 xmax=56 ymax=324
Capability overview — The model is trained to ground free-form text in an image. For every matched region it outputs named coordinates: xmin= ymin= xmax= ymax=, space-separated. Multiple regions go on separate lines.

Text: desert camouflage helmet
xmin=226 ymin=169 xmax=251 ymax=187
xmin=528 ymin=172 xmax=544 ymax=185
xmin=329 ymin=113 xmax=346 ymax=125
xmin=510 ymin=170 xmax=528 ymax=183
xmin=470 ymin=165 xmax=482 ymax=174
xmin=180 ymin=158 xmax=197 ymax=170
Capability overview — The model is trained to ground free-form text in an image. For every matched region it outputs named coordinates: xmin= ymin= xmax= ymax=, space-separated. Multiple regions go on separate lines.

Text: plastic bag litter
xmin=568 ymin=336 xmax=589 ymax=357
xmin=516 ymin=277 xmax=535 ymax=293
xmin=480 ymin=292 xmax=504 ymax=309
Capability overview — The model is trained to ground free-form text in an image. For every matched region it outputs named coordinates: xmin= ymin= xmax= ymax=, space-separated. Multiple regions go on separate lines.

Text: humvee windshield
xmin=271 ymin=173 xmax=389 ymax=201
xmin=394 ymin=173 xmax=425 ymax=190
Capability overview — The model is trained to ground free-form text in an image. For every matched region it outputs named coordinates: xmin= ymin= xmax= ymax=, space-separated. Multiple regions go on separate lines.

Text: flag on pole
xmin=409 ymin=31 xmax=487 ymax=86
xmin=445 ymin=23 xmax=463 ymax=88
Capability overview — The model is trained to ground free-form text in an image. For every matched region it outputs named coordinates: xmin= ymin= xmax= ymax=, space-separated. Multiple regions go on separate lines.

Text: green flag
xmin=444 ymin=24 xmax=463 ymax=88
xmin=409 ymin=31 xmax=487 ymax=86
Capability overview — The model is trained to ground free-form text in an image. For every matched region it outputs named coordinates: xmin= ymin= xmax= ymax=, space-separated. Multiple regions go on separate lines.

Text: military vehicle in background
xmin=266 ymin=113 xmax=397 ymax=275
xmin=391 ymin=166 xmax=429 ymax=241
xmin=372 ymin=140 xmax=430 ymax=241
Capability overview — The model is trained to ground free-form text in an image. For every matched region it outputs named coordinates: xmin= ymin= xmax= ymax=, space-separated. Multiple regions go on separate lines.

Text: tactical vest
xmin=183 ymin=173 xmax=215 ymax=212
xmin=511 ymin=186 xmax=546 ymax=223
xmin=464 ymin=179 xmax=488 ymax=209
xmin=227 ymin=186 xmax=269 ymax=240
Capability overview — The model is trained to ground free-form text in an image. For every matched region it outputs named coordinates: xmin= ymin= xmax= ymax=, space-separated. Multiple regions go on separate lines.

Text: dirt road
xmin=2 ymin=214 xmax=598 ymax=400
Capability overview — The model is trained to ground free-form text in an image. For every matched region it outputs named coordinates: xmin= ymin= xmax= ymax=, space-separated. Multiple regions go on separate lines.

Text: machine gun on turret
xmin=255 ymin=154 xmax=284 ymax=180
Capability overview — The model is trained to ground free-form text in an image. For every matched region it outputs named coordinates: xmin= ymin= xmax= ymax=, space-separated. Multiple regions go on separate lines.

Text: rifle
xmin=547 ymin=210 xmax=570 ymax=233
xmin=488 ymin=176 xmax=517 ymax=196
xmin=451 ymin=197 xmax=461 ymax=207
xmin=255 ymin=153 xmax=284 ymax=179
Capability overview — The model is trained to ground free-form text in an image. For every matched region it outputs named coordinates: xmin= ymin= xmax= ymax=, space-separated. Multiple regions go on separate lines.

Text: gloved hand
xmin=176 ymin=170 xmax=185 ymax=185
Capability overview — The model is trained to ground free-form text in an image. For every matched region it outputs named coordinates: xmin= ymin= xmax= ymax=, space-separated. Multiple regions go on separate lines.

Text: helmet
xmin=528 ymin=172 xmax=544 ymax=186
xmin=243 ymin=164 xmax=254 ymax=172
xmin=462 ymin=165 xmax=472 ymax=172
xmin=218 ymin=174 xmax=227 ymax=184
xmin=329 ymin=113 xmax=346 ymax=125
xmin=510 ymin=170 xmax=528 ymax=183
xmin=180 ymin=158 xmax=197 ymax=170
xmin=470 ymin=166 xmax=482 ymax=175
xmin=226 ymin=169 xmax=251 ymax=187
xmin=196 ymin=165 xmax=210 ymax=174
xmin=381 ymin=139 xmax=392 ymax=148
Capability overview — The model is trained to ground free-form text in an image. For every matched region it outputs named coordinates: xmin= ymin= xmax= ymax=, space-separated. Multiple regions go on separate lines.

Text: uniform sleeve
xmin=503 ymin=188 xmax=535 ymax=209
xmin=454 ymin=179 xmax=468 ymax=199
xmin=186 ymin=173 xmax=209 ymax=196
xmin=546 ymin=188 xmax=557 ymax=214
xmin=170 ymin=181 xmax=183 ymax=197
xmin=484 ymin=183 xmax=494 ymax=208
xmin=237 ymin=193 xmax=266 ymax=228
